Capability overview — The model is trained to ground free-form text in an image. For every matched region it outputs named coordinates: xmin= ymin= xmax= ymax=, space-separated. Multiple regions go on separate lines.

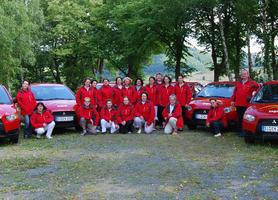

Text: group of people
xmin=15 ymin=69 xmax=259 ymax=139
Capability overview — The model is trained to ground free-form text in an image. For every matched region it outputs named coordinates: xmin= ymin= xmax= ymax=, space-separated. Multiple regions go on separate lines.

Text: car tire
xmin=10 ymin=135 xmax=19 ymax=144
xmin=187 ymin=123 xmax=197 ymax=130
xmin=244 ymin=136 xmax=255 ymax=144
xmin=75 ymin=125 xmax=82 ymax=132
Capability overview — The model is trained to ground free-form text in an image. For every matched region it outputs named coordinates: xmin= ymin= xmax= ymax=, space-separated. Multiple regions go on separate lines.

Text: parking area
xmin=0 ymin=129 xmax=277 ymax=199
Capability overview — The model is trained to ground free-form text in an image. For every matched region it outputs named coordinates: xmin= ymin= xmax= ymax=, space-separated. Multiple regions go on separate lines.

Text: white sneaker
xmin=214 ymin=133 xmax=222 ymax=137
xmin=46 ymin=136 xmax=53 ymax=139
xmin=36 ymin=134 xmax=41 ymax=139
xmin=137 ymin=129 xmax=142 ymax=134
xmin=81 ymin=130 xmax=87 ymax=136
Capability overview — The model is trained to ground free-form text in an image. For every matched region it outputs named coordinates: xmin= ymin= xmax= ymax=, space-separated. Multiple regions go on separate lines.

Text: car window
xmin=197 ymin=84 xmax=235 ymax=98
xmin=252 ymin=84 xmax=278 ymax=103
xmin=31 ymin=86 xmax=75 ymax=101
xmin=0 ymin=86 xmax=12 ymax=104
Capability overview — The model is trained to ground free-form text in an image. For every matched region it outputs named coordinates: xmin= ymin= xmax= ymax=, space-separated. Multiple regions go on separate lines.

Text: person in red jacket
xmin=77 ymin=97 xmax=99 ymax=136
xmin=16 ymin=80 xmax=37 ymax=138
xmin=100 ymin=99 xmax=119 ymax=134
xmin=31 ymin=103 xmax=55 ymax=139
xmin=145 ymin=76 xmax=158 ymax=121
xmin=155 ymin=73 xmax=164 ymax=127
xmin=122 ymin=77 xmax=137 ymax=105
xmin=231 ymin=69 xmax=259 ymax=134
xmin=134 ymin=92 xmax=155 ymax=134
xmin=98 ymin=79 xmax=114 ymax=108
xmin=175 ymin=75 xmax=192 ymax=128
xmin=76 ymin=78 xmax=97 ymax=107
xmin=162 ymin=94 xmax=183 ymax=135
xmin=113 ymin=77 xmax=123 ymax=108
xmin=116 ymin=96 xmax=134 ymax=134
xmin=134 ymin=78 xmax=145 ymax=103
xmin=206 ymin=98 xmax=226 ymax=137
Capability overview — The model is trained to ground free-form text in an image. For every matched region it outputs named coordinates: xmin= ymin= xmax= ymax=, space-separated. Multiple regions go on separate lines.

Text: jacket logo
xmin=272 ymin=120 xmax=277 ymax=124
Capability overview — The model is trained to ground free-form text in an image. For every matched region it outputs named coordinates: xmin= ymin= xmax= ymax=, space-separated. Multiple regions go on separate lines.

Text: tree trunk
xmin=234 ymin=21 xmax=241 ymax=81
xmin=218 ymin=6 xmax=233 ymax=81
xmin=270 ymin=11 xmax=277 ymax=80
xmin=175 ymin=37 xmax=183 ymax=80
xmin=98 ymin=58 xmax=104 ymax=82
xmin=127 ymin=63 xmax=133 ymax=78
xmin=247 ymin=30 xmax=253 ymax=76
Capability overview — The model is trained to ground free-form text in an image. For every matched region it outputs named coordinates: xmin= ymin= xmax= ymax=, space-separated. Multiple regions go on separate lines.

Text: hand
xmin=164 ymin=117 xmax=167 ymax=121
xmin=140 ymin=116 xmax=144 ymax=120
xmin=122 ymin=121 xmax=126 ymax=125
xmin=169 ymin=113 xmax=172 ymax=117
xmin=43 ymin=123 xmax=47 ymax=127
xmin=115 ymin=124 xmax=119 ymax=129
xmin=206 ymin=122 xmax=210 ymax=127
xmin=231 ymin=101 xmax=235 ymax=107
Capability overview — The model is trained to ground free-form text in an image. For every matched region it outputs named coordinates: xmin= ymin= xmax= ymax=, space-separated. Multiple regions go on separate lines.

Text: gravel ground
xmin=0 ymin=128 xmax=277 ymax=200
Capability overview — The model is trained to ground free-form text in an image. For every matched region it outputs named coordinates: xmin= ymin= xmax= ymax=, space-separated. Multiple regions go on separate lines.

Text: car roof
xmin=263 ymin=81 xmax=278 ymax=85
xmin=207 ymin=81 xmax=236 ymax=85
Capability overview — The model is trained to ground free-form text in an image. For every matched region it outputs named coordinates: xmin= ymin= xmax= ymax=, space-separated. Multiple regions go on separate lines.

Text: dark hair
xmin=141 ymin=92 xmax=148 ymax=99
xmin=163 ymin=75 xmax=172 ymax=83
xmin=103 ymin=78 xmax=110 ymax=82
xmin=156 ymin=73 xmax=163 ymax=77
xmin=106 ymin=99 xmax=112 ymax=103
xmin=135 ymin=78 xmax=144 ymax=86
xmin=92 ymin=79 xmax=98 ymax=83
xmin=149 ymin=76 xmax=155 ymax=81
xmin=83 ymin=77 xmax=92 ymax=84
xmin=115 ymin=77 xmax=122 ymax=83
xmin=34 ymin=102 xmax=47 ymax=112
xmin=22 ymin=79 xmax=30 ymax=85
xmin=177 ymin=74 xmax=184 ymax=79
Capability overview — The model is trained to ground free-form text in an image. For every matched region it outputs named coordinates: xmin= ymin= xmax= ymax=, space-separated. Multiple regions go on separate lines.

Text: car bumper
xmin=0 ymin=129 xmax=19 ymax=138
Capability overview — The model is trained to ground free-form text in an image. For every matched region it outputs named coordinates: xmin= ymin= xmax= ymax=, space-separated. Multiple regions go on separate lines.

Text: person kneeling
xmin=116 ymin=97 xmax=134 ymax=134
xmin=31 ymin=102 xmax=55 ymax=139
xmin=162 ymin=94 xmax=183 ymax=135
xmin=100 ymin=99 xmax=119 ymax=134
xmin=206 ymin=98 xmax=226 ymax=137
xmin=77 ymin=97 xmax=99 ymax=136
xmin=134 ymin=92 xmax=155 ymax=134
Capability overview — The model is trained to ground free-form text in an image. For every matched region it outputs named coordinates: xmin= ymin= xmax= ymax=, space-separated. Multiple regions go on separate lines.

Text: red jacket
xmin=113 ymin=85 xmax=123 ymax=107
xmin=159 ymin=85 xmax=175 ymax=107
xmin=134 ymin=86 xmax=146 ymax=103
xmin=155 ymin=83 xmax=164 ymax=106
xmin=175 ymin=83 xmax=192 ymax=106
xmin=206 ymin=105 xmax=227 ymax=127
xmin=122 ymin=86 xmax=137 ymax=104
xmin=31 ymin=110 xmax=54 ymax=129
xmin=98 ymin=85 xmax=114 ymax=107
xmin=16 ymin=88 xmax=37 ymax=115
xmin=145 ymin=85 xmax=158 ymax=105
xmin=134 ymin=101 xmax=155 ymax=125
xmin=76 ymin=86 xmax=97 ymax=106
xmin=77 ymin=105 xmax=99 ymax=126
xmin=100 ymin=106 xmax=117 ymax=123
xmin=162 ymin=103 xmax=184 ymax=129
xmin=231 ymin=79 xmax=259 ymax=107
xmin=116 ymin=104 xmax=134 ymax=123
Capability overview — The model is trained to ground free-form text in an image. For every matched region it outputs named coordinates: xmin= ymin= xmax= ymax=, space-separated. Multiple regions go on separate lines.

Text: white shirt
xmin=169 ymin=105 xmax=175 ymax=114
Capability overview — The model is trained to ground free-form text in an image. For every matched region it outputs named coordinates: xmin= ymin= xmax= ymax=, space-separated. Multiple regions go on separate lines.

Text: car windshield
xmin=0 ymin=86 xmax=12 ymax=104
xmin=252 ymin=84 xmax=278 ymax=103
xmin=197 ymin=84 xmax=235 ymax=98
xmin=31 ymin=85 xmax=75 ymax=101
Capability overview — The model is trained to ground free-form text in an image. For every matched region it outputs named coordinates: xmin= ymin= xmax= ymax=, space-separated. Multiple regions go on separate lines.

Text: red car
xmin=31 ymin=84 xmax=77 ymax=128
xmin=0 ymin=85 xmax=20 ymax=143
xmin=186 ymin=81 xmax=237 ymax=129
xmin=243 ymin=81 xmax=278 ymax=143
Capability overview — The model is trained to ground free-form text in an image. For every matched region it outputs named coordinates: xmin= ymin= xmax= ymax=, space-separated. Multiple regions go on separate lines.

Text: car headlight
xmin=224 ymin=107 xmax=232 ymax=113
xmin=6 ymin=114 xmax=16 ymax=121
xmin=244 ymin=114 xmax=256 ymax=122
xmin=187 ymin=106 xmax=192 ymax=111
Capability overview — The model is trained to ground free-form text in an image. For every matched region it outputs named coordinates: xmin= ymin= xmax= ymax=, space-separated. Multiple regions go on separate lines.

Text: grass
xmin=0 ymin=128 xmax=277 ymax=199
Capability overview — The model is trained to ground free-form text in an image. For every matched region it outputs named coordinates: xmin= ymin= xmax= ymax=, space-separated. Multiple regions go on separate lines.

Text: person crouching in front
xmin=31 ymin=102 xmax=55 ymax=139
xmin=134 ymin=92 xmax=155 ymax=134
xmin=162 ymin=94 xmax=183 ymax=135
xmin=77 ymin=97 xmax=99 ymax=136
xmin=116 ymin=96 xmax=134 ymax=134
xmin=206 ymin=98 xmax=226 ymax=137
xmin=100 ymin=99 xmax=119 ymax=134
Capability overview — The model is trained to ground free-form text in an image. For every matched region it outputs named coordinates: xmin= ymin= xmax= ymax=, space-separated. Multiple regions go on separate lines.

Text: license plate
xmin=55 ymin=116 xmax=74 ymax=122
xmin=195 ymin=114 xmax=207 ymax=120
xmin=262 ymin=126 xmax=278 ymax=133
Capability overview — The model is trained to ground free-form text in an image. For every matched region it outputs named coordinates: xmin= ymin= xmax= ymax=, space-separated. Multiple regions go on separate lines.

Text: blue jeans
xmin=210 ymin=121 xmax=224 ymax=135
xmin=24 ymin=115 xmax=33 ymax=138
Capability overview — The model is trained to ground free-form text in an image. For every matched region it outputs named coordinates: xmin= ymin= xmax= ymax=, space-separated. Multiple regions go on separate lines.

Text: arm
xmin=45 ymin=111 xmax=54 ymax=124
xmin=147 ymin=103 xmax=155 ymax=125
xmin=30 ymin=114 xmax=43 ymax=129
xmin=171 ymin=104 xmax=182 ymax=119
xmin=93 ymin=108 xmax=100 ymax=126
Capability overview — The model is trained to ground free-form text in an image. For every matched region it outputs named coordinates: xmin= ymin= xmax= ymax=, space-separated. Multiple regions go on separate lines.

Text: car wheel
xmin=75 ymin=125 xmax=82 ymax=132
xmin=244 ymin=136 xmax=255 ymax=144
xmin=187 ymin=123 xmax=197 ymax=130
xmin=10 ymin=135 xmax=19 ymax=144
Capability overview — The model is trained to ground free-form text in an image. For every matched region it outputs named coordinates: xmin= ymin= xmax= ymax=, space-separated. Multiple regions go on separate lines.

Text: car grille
xmin=193 ymin=109 xmax=209 ymax=125
xmin=52 ymin=111 xmax=76 ymax=127
xmin=257 ymin=119 xmax=278 ymax=134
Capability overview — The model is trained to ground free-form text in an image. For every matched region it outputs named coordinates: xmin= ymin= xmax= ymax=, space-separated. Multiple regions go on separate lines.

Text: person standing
xmin=134 ymin=92 xmax=155 ymax=134
xmin=76 ymin=78 xmax=97 ymax=107
xmin=206 ymin=98 xmax=226 ymax=137
xmin=116 ymin=96 xmax=134 ymax=134
xmin=155 ymin=73 xmax=164 ymax=127
xmin=31 ymin=103 xmax=55 ymax=139
xmin=175 ymin=75 xmax=192 ymax=129
xmin=145 ymin=77 xmax=158 ymax=122
xmin=231 ymin=69 xmax=259 ymax=134
xmin=162 ymin=94 xmax=183 ymax=135
xmin=98 ymin=79 xmax=114 ymax=108
xmin=16 ymin=80 xmax=37 ymax=138
xmin=100 ymin=99 xmax=119 ymax=134
xmin=113 ymin=77 xmax=123 ymax=108
xmin=122 ymin=77 xmax=137 ymax=105
xmin=134 ymin=78 xmax=145 ymax=103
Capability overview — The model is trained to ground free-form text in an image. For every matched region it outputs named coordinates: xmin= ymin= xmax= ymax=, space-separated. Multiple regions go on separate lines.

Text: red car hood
xmin=0 ymin=104 xmax=17 ymax=117
xmin=39 ymin=100 xmax=76 ymax=112
xmin=246 ymin=103 xmax=278 ymax=118
xmin=189 ymin=98 xmax=232 ymax=109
